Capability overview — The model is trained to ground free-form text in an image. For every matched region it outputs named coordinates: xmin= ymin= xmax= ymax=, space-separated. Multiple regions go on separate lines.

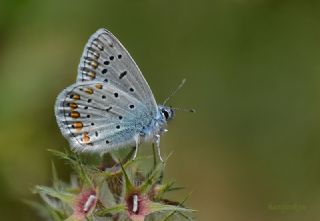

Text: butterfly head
xmin=158 ymin=105 xmax=175 ymax=122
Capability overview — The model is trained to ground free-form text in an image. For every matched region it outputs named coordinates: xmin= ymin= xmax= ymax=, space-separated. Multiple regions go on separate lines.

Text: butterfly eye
xmin=162 ymin=109 xmax=169 ymax=119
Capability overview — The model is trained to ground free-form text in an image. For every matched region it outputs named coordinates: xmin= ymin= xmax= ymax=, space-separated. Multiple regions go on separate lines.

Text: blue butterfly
xmin=55 ymin=28 xmax=181 ymax=162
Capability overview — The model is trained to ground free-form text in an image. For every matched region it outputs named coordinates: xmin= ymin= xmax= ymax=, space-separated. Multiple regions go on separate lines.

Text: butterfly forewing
xmin=77 ymin=28 xmax=157 ymax=114
xmin=55 ymin=81 xmax=153 ymax=153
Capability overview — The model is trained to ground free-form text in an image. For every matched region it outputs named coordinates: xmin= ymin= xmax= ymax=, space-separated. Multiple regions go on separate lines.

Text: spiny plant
xmin=28 ymin=147 xmax=194 ymax=221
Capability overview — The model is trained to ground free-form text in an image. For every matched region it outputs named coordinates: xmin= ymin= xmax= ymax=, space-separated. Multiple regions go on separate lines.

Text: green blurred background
xmin=1 ymin=0 xmax=320 ymax=220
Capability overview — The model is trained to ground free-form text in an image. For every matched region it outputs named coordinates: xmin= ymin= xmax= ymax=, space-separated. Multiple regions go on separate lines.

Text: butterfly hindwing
xmin=55 ymin=81 xmax=153 ymax=153
xmin=77 ymin=28 xmax=158 ymax=115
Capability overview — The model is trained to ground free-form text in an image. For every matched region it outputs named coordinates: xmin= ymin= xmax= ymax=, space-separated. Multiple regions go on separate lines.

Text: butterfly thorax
xmin=139 ymin=105 xmax=174 ymax=143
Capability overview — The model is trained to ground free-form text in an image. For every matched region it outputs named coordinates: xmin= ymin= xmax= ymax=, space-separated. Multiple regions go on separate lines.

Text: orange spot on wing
xmin=84 ymin=87 xmax=94 ymax=94
xmin=69 ymin=102 xmax=78 ymax=109
xmin=88 ymin=71 xmax=96 ymax=80
xmin=95 ymin=84 xmax=103 ymax=89
xmin=83 ymin=132 xmax=90 ymax=143
xmin=71 ymin=94 xmax=80 ymax=100
xmin=72 ymin=122 xmax=83 ymax=130
xmin=90 ymin=61 xmax=98 ymax=69
xmin=70 ymin=111 xmax=80 ymax=118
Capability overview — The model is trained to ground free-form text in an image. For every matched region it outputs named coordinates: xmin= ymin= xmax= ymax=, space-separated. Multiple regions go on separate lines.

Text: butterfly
xmin=55 ymin=28 xmax=178 ymax=162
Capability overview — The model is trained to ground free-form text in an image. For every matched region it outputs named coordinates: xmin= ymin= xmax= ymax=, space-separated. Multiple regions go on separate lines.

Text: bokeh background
xmin=1 ymin=0 xmax=320 ymax=220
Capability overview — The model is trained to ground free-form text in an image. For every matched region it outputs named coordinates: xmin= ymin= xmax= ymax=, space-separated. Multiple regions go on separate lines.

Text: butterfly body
xmin=139 ymin=105 xmax=174 ymax=144
xmin=55 ymin=28 xmax=175 ymax=160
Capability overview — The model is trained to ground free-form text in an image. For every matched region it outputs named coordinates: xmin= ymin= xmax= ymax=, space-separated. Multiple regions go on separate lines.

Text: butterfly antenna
xmin=163 ymin=78 xmax=186 ymax=105
xmin=171 ymin=107 xmax=196 ymax=113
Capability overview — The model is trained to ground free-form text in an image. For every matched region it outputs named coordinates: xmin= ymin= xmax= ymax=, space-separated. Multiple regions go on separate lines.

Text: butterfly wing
xmin=55 ymin=81 xmax=153 ymax=153
xmin=77 ymin=28 xmax=157 ymax=114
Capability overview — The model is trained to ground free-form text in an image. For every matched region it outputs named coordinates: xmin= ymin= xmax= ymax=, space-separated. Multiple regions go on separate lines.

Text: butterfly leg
xmin=132 ymin=136 xmax=140 ymax=161
xmin=154 ymin=134 xmax=164 ymax=163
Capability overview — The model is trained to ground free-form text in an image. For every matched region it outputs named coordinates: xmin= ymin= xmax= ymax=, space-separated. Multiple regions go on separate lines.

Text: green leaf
xmin=52 ymin=161 xmax=60 ymax=190
xmin=48 ymin=149 xmax=76 ymax=162
xmin=98 ymin=180 xmax=117 ymax=207
xmin=48 ymin=149 xmax=93 ymax=187
xmin=140 ymin=162 xmax=164 ymax=194
xmin=23 ymin=200 xmax=64 ymax=221
xmin=120 ymin=163 xmax=133 ymax=192
xmin=161 ymin=211 xmax=194 ymax=221
xmin=101 ymin=156 xmax=151 ymax=177
xmin=95 ymin=204 xmax=126 ymax=216
xmin=140 ymin=151 xmax=174 ymax=194
xmin=65 ymin=215 xmax=80 ymax=221
xmin=149 ymin=202 xmax=195 ymax=214
xmin=159 ymin=192 xmax=195 ymax=221
xmin=153 ymin=182 xmax=185 ymax=200
xmin=34 ymin=186 xmax=74 ymax=203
